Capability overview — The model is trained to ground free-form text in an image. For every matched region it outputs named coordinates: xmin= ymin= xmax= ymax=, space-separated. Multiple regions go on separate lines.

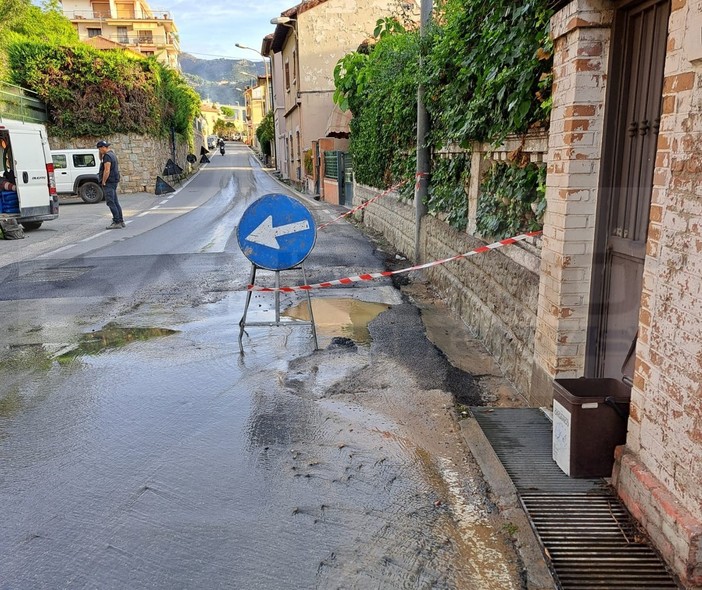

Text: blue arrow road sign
xmin=237 ymin=194 xmax=317 ymax=270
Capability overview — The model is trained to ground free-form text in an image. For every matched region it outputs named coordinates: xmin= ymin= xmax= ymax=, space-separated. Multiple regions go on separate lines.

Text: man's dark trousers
xmin=104 ymin=183 xmax=123 ymax=223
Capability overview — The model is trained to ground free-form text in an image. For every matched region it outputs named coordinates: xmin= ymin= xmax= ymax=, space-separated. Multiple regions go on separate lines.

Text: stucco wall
xmin=354 ymin=184 xmax=540 ymax=395
xmin=294 ymin=0 xmax=418 ymax=152
xmin=49 ymin=132 xmax=204 ymax=194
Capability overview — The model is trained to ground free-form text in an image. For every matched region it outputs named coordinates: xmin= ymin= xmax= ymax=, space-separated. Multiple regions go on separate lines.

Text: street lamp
xmin=236 ymin=43 xmax=271 ymax=113
xmin=270 ymin=16 xmax=297 ymax=38
xmin=270 ymin=16 xmax=294 ymax=26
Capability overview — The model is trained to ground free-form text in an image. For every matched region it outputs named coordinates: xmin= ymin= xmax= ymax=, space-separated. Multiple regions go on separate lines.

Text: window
xmin=288 ymin=135 xmax=293 ymax=169
xmin=284 ymin=61 xmax=290 ymax=91
xmin=137 ymin=31 xmax=153 ymax=44
xmin=292 ymin=50 xmax=297 ymax=82
xmin=87 ymin=28 xmax=102 ymax=38
xmin=72 ymin=154 xmax=96 ymax=168
xmin=52 ymin=155 xmax=68 ymax=170
xmin=117 ymin=26 xmax=129 ymax=44
xmin=142 ymin=51 xmax=154 ymax=56
xmin=92 ymin=2 xmax=110 ymax=17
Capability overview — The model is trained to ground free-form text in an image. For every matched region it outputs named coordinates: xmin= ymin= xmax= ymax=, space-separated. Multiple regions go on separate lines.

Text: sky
xmin=157 ymin=0 xmax=295 ymax=61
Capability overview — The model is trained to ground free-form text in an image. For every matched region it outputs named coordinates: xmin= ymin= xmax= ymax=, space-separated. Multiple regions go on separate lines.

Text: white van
xmin=0 ymin=117 xmax=58 ymax=230
xmin=51 ymin=148 xmax=103 ymax=203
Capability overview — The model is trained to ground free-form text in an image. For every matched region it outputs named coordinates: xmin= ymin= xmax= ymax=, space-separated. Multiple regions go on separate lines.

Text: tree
xmin=0 ymin=0 xmax=78 ymax=76
xmin=220 ymin=106 xmax=234 ymax=117
xmin=255 ymin=111 xmax=274 ymax=156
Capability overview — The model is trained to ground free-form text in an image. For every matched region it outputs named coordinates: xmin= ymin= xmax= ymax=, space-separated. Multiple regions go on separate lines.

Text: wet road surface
xmin=0 ymin=145 xmax=525 ymax=589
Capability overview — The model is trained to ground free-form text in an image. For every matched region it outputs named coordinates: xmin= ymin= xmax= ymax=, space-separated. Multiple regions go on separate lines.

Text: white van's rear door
xmin=10 ymin=127 xmax=50 ymax=212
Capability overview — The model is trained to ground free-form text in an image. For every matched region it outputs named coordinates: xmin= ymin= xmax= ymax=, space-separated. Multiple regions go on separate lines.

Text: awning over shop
xmin=325 ymin=105 xmax=352 ymax=138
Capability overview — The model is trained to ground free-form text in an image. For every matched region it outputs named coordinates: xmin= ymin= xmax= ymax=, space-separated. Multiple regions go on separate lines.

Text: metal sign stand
xmin=238 ymin=263 xmax=318 ymax=354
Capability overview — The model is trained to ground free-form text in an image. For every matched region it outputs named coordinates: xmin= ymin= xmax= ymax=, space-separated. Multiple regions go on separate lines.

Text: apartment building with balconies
xmin=59 ymin=0 xmax=180 ymax=69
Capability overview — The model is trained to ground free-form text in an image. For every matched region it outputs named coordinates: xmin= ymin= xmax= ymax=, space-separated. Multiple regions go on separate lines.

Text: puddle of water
xmin=0 ymin=388 xmax=22 ymax=418
xmin=56 ymin=323 xmax=179 ymax=361
xmin=283 ymin=298 xmax=390 ymax=344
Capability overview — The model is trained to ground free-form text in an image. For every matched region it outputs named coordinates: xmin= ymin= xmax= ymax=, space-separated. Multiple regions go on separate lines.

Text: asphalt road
xmin=0 ymin=144 xmax=525 ymax=589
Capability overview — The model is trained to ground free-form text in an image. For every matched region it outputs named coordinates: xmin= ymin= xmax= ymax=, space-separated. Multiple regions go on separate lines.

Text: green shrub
xmin=425 ymin=0 xmax=554 ymax=147
xmin=7 ymin=41 xmax=199 ymax=141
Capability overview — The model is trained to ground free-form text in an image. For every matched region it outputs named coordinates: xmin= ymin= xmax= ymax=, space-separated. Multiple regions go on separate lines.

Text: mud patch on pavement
xmin=284 ymin=343 xmax=524 ymax=589
xmin=284 ymin=343 xmax=370 ymax=400
xmin=56 ymin=323 xmax=178 ymax=361
xmin=367 ymin=302 xmax=482 ymax=406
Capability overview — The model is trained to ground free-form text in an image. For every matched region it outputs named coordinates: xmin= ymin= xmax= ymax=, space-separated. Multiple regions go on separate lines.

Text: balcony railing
xmin=0 ymin=82 xmax=47 ymax=124
xmin=66 ymin=8 xmax=173 ymax=20
xmin=93 ymin=33 xmax=179 ymax=50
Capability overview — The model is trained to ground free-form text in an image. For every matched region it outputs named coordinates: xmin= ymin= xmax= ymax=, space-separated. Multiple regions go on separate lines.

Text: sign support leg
xmin=238 ymin=264 xmax=319 ymax=353
xmin=238 ymin=264 xmax=257 ymax=354
xmin=275 ymin=271 xmax=281 ymax=324
xmin=302 ymin=264 xmax=319 ymax=350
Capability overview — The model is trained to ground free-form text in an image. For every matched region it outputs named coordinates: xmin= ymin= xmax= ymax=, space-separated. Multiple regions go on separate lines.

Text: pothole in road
xmin=283 ymin=298 xmax=391 ymax=344
xmin=56 ymin=323 xmax=179 ymax=361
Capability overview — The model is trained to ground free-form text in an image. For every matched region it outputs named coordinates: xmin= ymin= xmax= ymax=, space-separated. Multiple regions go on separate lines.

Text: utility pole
xmin=414 ymin=0 xmax=432 ymax=263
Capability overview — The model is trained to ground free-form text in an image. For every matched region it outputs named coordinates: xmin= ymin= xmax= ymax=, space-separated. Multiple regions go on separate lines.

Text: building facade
xmin=243 ymin=77 xmax=268 ymax=149
xmin=266 ymin=0 xmax=418 ymax=188
xmin=59 ymin=0 xmax=179 ymax=68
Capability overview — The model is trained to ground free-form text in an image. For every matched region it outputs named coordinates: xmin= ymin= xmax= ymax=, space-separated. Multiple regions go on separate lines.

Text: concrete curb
xmin=460 ymin=415 xmax=557 ymax=590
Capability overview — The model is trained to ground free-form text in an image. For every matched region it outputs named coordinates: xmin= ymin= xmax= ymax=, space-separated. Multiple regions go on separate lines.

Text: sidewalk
xmin=259 ymin=164 xmax=557 ymax=589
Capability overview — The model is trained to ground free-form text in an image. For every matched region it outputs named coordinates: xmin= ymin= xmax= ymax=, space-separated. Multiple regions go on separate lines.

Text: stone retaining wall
xmin=49 ymin=131 xmax=206 ymax=194
xmin=354 ymin=183 xmax=540 ymax=396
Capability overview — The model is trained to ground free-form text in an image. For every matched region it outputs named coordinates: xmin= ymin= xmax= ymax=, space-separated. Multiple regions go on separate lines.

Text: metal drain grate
xmin=472 ymin=408 xmax=680 ymax=589
xmin=472 ymin=407 xmax=603 ymax=493
xmin=522 ymin=493 xmax=679 ymax=589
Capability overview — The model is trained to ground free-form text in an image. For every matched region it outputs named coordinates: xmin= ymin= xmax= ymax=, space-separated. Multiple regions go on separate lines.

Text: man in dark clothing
xmin=97 ymin=140 xmax=124 ymax=229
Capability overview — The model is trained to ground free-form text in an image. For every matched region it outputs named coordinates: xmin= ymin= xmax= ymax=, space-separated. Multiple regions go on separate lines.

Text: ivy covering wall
xmin=334 ymin=0 xmax=553 ymax=238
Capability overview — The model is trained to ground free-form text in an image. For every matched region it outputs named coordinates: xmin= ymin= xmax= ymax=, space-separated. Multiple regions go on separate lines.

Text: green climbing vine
xmin=476 ymin=160 xmax=546 ymax=239
xmin=333 ymin=0 xmax=553 ymax=231
xmin=427 ymin=153 xmax=471 ymax=230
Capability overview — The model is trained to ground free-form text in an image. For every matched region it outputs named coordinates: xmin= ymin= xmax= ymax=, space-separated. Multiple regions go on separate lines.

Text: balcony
xmin=102 ymin=33 xmax=179 ymax=51
xmin=66 ymin=9 xmax=173 ymax=21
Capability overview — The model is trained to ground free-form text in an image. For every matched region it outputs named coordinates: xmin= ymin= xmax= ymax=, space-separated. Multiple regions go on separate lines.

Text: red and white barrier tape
xmin=317 ymin=180 xmax=406 ymax=230
xmin=414 ymin=171 xmax=429 ymax=192
xmin=247 ymin=230 xmax=542 ymax=292
xmin=318 ymin=172 xmax=429 ymax=230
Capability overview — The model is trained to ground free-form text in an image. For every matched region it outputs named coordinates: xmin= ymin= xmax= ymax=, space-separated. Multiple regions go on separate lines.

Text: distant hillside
xmin=179 ymin=53 xmax=266 ymax=106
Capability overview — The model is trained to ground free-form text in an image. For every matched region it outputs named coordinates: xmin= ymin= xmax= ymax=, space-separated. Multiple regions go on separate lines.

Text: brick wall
xmin=613 ymin=0 xmax=702 ymax=586
xmin=354 ymin=184 xmax=540 ymax=394
xmin=530 ymin=0 xmax=614 ymax=406
xmin=49 ymin=131 xmax=205 ymax=194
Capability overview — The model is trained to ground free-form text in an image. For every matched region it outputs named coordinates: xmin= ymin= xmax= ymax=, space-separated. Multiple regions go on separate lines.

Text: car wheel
xmin=78 ymin=181 xmax=104 ymax=204
xmin=21 ymin=221 xmax=42 ymax=230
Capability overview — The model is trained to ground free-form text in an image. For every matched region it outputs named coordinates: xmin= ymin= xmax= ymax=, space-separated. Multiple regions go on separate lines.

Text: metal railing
xmin=100 ymin=33 xmax=178 ymax=48
xmin=65 ymin=8 xmax=173 ymax=20
xmin=0 ymin=83 xmax=47 ymax=124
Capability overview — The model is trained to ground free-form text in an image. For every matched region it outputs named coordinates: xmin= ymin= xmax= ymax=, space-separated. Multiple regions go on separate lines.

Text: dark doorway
xmin=588 ymin=0 xmax=670 ymax=380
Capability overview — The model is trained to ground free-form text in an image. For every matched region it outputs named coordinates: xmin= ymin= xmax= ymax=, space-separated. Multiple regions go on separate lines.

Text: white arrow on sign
xmin=245 ymin=215 xmax=310 ymax=250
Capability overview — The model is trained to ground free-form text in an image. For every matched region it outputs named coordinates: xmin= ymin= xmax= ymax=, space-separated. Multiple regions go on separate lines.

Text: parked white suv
xmin=51 ymin=148 xmax=104 ymax=203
